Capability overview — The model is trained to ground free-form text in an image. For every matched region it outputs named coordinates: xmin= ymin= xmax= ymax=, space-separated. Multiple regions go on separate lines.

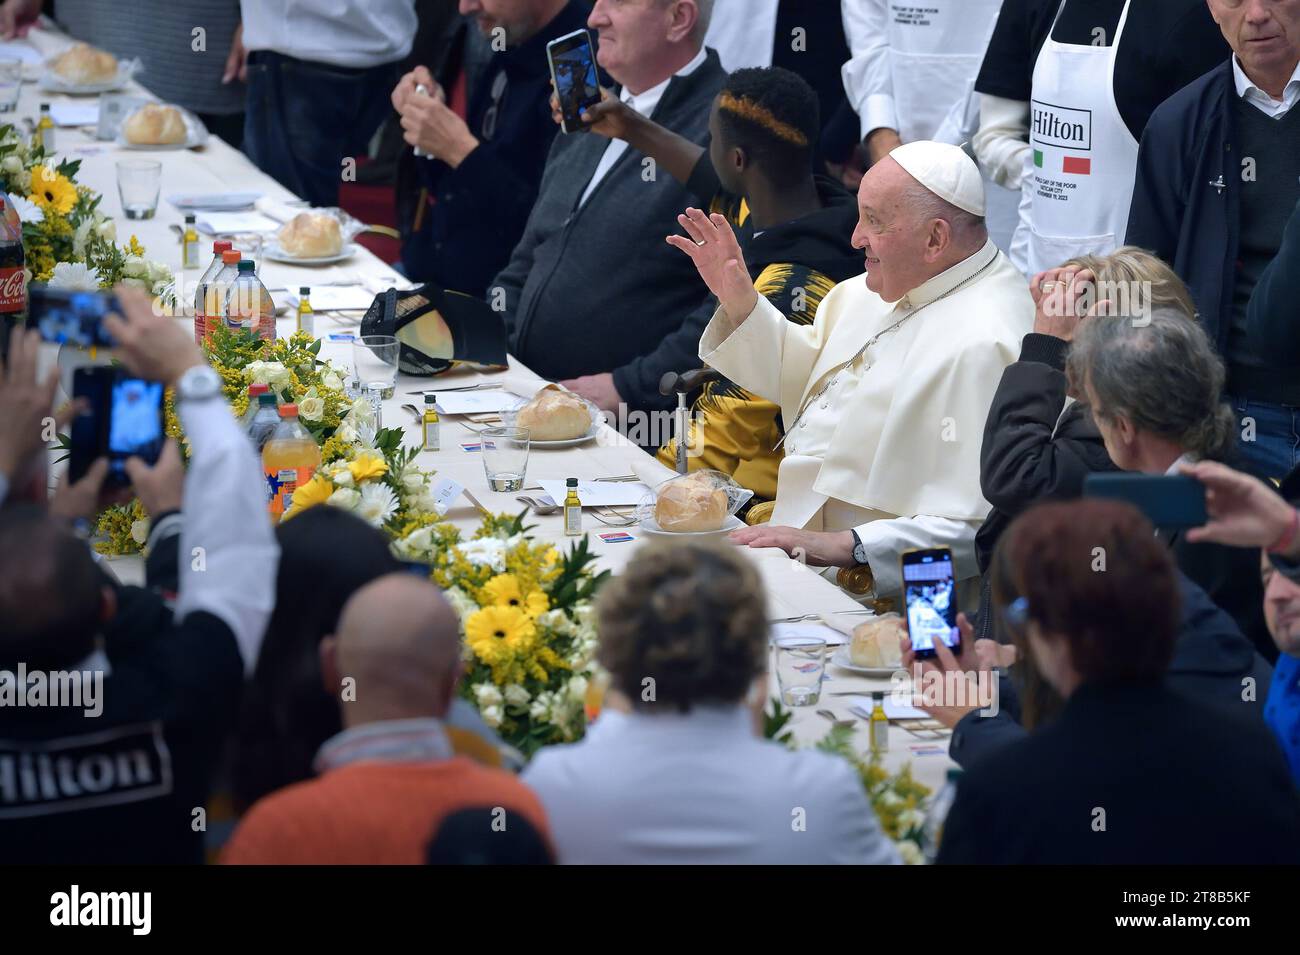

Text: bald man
xmin=673 ymin=141 xmax=1034 ymax=600
xmin=222 ymin=576 xmax=551 ymax=865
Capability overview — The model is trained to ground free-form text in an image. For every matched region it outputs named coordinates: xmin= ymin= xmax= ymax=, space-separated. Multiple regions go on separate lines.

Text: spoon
xmin=516 ymin=495 xmax=561 ymax=515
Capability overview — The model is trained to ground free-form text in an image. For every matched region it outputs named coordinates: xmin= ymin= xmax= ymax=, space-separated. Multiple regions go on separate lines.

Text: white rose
xmin=298 ymin=395 xmax=324 ymax=421
xmin=349 ymin=396 xmax=374 ymax=423
xmin=335 ymin=421 xmax=358 ymax=444
xmin=401 ymin=471 xmax=426 ymax=492
xmin=321 ymin=370 xmax=343 ymax=392
xmin=129 ymin=519 xmax=149 ymax=545
xmin=503 ymin=684 xmax=530 ymax=708
xmin=95 ymin=216 xmax=116 ymax=242
xmin=566 ymin=675 xmax=588 ymax=703
xmin=122 ymin=255 xmax=149 ymax=279
xmin=332 ymin=468 xmax=354 ymax=487
xmin=481 ymin=704 xmax=503 ymax=729
xmin=2 ymin=155 xmax=23 ymax=175
xmin=897 ymin=842 xmax=924 ymax=866
xmin=399 ymin=526 xmax=434 ymax=557
xmin=326 ymin=487 xmax=359 ymax=511
xmin=529 ymin=694 xmax=552 ymax=722
xmin=147 ymin=260 xmax=172 ymax=283
xmin=473 ymin=683 xmax=503 ymax=708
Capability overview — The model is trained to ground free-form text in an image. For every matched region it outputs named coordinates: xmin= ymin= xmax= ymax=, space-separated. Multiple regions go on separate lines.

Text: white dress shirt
xmin=174 ymin=378 xmax=279 ymax=674
xmin=702 ymin=0 xmax=779 ymax=72
xmin=240 ymin=0 xmax=417 ymax=69
xmin=578 ymin=45 xmax=709 ymax=207
xmin=523 ymin=704 xmax=901 ymax=864
xmin=1232 ymin=55 xmax=1300 ymax=119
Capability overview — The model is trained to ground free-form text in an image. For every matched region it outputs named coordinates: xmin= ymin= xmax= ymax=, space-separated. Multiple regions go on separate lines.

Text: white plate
xmin=638 ymin=514 xmax=745 ymax=538
xmin=168 ymin=192 xmax=262 ymax=212
xmin=829 ymin=646 xmax=900 ymax=678
xmin=529 ymin=427 xmax=600 ymax=449
xmin=261 ymin=242 xmax=359 ymax=266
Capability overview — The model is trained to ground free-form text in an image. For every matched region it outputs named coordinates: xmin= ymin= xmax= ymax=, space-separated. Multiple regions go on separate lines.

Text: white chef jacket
xmin=240 ymin=0 xmax=417 ymax=69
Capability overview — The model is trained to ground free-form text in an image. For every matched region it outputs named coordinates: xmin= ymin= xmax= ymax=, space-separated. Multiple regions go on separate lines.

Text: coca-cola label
xmin=0 ymin=267 xmax=25 ymax=313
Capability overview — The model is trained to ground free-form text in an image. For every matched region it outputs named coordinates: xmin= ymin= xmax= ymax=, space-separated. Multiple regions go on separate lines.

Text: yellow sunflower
xmin=286 ymin=473 xmax=334 ymax=515
xmin=480 ymin=573 xmax=549 ymax=618
xmin=28 ymin=169 xmax=77 ymax=216
xmin=465 ymin=605 xmax=536 ymax=662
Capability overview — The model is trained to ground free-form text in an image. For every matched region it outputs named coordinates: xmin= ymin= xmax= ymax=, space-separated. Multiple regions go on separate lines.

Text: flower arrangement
xmin=0 ymin=124 xmax=172 ymax=298
xmin=766 ymin=703 xmax=933 ymax=863
xmin=394 ymin=511 xmax=609 ymax=755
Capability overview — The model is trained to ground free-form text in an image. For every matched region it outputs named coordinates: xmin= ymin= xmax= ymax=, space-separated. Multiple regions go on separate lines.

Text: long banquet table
xmin=19 ymin=26 xmax=956 ymax=792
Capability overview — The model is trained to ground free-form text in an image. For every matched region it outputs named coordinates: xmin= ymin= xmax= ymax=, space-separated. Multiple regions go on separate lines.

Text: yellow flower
xmin=348 ymin=451 xmax=388 ymax=483
xmin=466 ymin=606 xmax=536 ymax=660
xmin=287 ymin=473 xmax=334 ymax=515
xmin=481 ymin=573 xmax=549 ymax=618
xmin=28 ymin=168 xmax=76 ymax=215
xmin=127 ymin=234 xmax=145 ymax=257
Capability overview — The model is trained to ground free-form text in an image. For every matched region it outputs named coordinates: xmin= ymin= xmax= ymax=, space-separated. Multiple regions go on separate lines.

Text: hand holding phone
xmin=70 ymin=367 xmax=166 ymax=488
xmin=547 ymin=29 xmax=601 ymax=134
xmin=28 ymin=285 xmax=121 ymax=349
xmin=900 ymin=547 xmax=961 ymax=659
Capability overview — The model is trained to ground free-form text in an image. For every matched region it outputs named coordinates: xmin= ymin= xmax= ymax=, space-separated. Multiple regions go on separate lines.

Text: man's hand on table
xmin=0 ymin=0 xmax=40 ymax=40
xmin=728 ymin=524 xmax=856 ymax=568
xmin=399 ymin=87 xmax=479 ymax=168
xmin=666 ymin=208 xmax=757 ymax=332
xmin=559 ymin=372 xmax=621 ymax=413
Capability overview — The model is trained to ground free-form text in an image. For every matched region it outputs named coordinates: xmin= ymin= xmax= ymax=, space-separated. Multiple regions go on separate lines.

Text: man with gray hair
xmin=671 ymin=141 xmax=1034 ymax=601
xmin=1069 ymin=308 xmax=1272 ymax=660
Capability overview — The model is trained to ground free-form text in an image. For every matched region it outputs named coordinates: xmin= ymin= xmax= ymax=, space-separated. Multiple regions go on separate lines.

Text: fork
xmin=590 ymin=507 xmax=637 ymax=527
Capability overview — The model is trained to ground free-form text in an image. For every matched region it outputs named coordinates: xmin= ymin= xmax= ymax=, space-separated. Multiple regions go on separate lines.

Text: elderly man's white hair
xmin=901 ymin=178 xmax=988 ymax=245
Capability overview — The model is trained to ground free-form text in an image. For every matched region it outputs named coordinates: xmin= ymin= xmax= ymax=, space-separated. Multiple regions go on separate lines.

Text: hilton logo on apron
xmin=1031 ymin=100 xmax=1093 ymax=175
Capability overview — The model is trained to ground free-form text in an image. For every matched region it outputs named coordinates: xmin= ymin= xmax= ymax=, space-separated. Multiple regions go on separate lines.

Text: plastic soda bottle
xmin=246 ymin=392 xmax=282 ymax=451
xmin=262 ymin=403 xmax=320 ymax=521
xmin=225 ymin=259 xmax=276 ymax=342
xmin=193 ymin=240 xmax=233 ymax=343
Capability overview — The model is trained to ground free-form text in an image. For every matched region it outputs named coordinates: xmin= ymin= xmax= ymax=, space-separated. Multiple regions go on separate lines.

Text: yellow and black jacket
xmin=658 ymin=169 xmax=861 ymax=505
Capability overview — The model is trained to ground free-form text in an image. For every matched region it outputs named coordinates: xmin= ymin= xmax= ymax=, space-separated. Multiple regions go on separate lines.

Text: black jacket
xmin=938 ymin=683 xmax=1300 ymax=864
xmin=493 ymin=50 xmax=727 ymax=413
xmin=1126 ymin=61 xmax=1240 ymax=352
xmin=1247 ymin=198 xmax=1300 ymax=366
xmin=951 ymin=573 xmax=1274 ymax=769
xmin=398 ymin=2 xmax=591 ymax=298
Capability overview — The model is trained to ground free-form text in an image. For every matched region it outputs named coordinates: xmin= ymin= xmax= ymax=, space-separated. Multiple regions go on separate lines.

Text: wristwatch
xmin=850 ymin=528 xmax=869 ymax=565
xmin=175 ymin=364 xmax=222 ymax=403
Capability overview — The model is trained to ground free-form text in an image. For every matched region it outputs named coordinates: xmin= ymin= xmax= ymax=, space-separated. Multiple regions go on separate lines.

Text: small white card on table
xmin=536 ymin=480 xmax=649 ymax=508
xmin=430 ymin=390 xmax=523 ymax=415
xmin=429 ymin=476 xmax=465 ymax=515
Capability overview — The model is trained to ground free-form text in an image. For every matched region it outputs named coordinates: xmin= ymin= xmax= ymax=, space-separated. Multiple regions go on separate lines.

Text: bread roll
xmin=278 ymin=212 xmax=344 ymax=258
xmin=123 ymin=104 xmax=187 ymax=145
xmin=849 ymin=616 xmax=905 ymax=668
xmin=654 ymin=473 xmax=729 ymax=533
xmin=515 ymin=387 xmax=591 ymax=441
xmin=51 ymin=43 xmax=119 ymax=85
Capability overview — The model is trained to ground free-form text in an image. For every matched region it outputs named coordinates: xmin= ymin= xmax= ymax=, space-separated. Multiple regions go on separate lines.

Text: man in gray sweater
xmin=491 ymin=0 xmax=724 ymax=419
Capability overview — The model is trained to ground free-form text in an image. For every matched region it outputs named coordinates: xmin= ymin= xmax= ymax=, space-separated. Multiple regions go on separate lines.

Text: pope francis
xmin=667 ymin=141 xmax=1033 ymax=598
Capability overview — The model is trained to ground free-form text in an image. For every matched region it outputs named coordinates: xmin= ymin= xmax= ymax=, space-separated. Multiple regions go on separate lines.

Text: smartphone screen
xmin=1083 ymin=473 xmax=1208 ymax=530
xmin=70 ymin=368 xmax=164 ymax=485
xmin=901 ymin=548 xmax=960 ymax=659
xmin=29 ymin=286 xmax=119 ymax=348
xmin=548 ymin=30 xmax=601 ymax=133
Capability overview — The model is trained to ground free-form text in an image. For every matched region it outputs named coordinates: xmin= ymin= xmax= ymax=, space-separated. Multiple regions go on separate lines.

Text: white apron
xmin=884 ymin=0 xmax=1019 ymax=253
xmin=1018 ymin=0 xmax=1139 ymax=276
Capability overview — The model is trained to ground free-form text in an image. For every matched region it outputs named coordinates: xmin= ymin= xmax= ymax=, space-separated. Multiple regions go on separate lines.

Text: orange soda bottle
xmin=262 ymin=403 xmax=320 ymax=521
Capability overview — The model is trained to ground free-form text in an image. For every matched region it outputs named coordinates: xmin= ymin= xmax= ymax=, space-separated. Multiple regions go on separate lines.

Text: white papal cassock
xmin=700 ymin=239 xmax=1033 ymax=595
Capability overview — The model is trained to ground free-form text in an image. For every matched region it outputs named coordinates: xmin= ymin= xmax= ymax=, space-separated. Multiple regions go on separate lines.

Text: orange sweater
xmin=221 ymin=759 xmax=550 ymax=865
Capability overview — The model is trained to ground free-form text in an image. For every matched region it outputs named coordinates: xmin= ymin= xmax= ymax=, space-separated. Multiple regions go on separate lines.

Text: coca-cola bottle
xmin=0 ymin=196 xmax=26 ymax=363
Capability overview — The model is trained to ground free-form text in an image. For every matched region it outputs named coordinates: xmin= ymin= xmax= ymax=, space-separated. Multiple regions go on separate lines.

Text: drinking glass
xmin=0 ymin=58 xmax=21 ymax=113
xmin=774 ymin=636 xmax=827 ymax=706
xmin=481 ymin=427 xmax=530 ymax=492
xmin=352 ymin=334 xmax=399 ymax=399
xmin=116 ymin=159 xmax=161 ymax=219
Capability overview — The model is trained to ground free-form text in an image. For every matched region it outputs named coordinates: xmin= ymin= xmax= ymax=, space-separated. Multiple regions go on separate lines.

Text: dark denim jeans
xmin=243 ymin=51 xmax=399 ymax=208
xmin=1231 ymin=395 xmax=1300 ymax=481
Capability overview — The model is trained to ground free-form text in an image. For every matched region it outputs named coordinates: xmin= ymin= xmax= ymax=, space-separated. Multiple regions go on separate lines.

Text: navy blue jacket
xmin=1126 ymin=61 xmax=1238 ymax=352
xmin=1247 ymin=198 xmax=1300 ymax=365
xmin=399 ymin=2 xmax=591 ymax=298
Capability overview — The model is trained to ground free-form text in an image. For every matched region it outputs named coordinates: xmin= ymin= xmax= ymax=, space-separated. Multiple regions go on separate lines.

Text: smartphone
xmin=547 ymin=29 xmax=601 ymax=134
xmin=398 ymin=559 xmax=433 ymax=578
xmin=900 ymin=547 xmax=961 ymax=660
xmin=28 ymin=285 xmax=121 ymax=349
xmin=69 ymin=367 xmax=166 ymax=486
xmin=1083 ymin=473 xmax=1208 ymax=530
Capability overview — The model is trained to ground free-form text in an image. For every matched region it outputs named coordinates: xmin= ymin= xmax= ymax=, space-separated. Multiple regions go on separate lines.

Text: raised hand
xmin=666 ymin=208 xmax=757 ymax=323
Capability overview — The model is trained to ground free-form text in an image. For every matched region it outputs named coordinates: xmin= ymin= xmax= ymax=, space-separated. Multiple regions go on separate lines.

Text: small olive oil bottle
xmin=869 ymin=691 xmax=889 ymax=754
xmin=181 ymin=214 xmax=200 ymax=269
xmin=421 ymin=394 xmax=440 ymax=452
xmin=296 ymin=286 xmax=314 ymax=336
xmin=563 ymin=478 xmax=582 ymax=536
xmin=35 ymin=103 xmax=54 ymax=152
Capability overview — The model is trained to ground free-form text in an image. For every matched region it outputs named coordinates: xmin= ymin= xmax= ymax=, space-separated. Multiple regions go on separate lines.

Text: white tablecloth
xmin=19 ymin=25 xmax=955 ymax=791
